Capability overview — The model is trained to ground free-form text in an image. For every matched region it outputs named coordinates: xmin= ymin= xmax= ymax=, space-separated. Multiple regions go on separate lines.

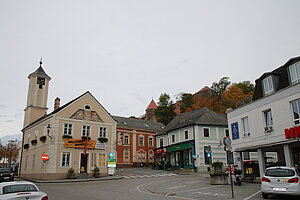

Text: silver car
xmin=0 ymin=181 xmax=48 ymax=200
xmin=261 ymin=166 xmax=300 ymax=199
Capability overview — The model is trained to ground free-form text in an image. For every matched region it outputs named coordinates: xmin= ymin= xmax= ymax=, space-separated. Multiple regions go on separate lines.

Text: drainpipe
xmin=193 ymin=125 xmax=197 ymax=172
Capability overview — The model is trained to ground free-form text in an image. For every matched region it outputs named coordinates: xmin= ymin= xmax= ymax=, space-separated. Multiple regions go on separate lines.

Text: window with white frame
xmin=264 ymin=109 xmax=273 ymax=127
xmin=43 ymin=125 xmax=47 ymax=136
xmin=203 ymin=128 xmax=210 ymax=137
xmin=61 ymin=152 xmax=71 ymax=167
xmin=27 ymin=134 xmax=30 ymax=144
xmin=171 ymin=134 xmax=175 ymax=143
xmin=32 ymin=154 xmax=36 ymax=169
xmin=291 ymin=99 xmax=300 ymax=125
xmin=34 ymin=130 xmax=38 ymax=139
xmin=148 ymin=137 xmax=153 ymax=147
xmin=289 ymin=61 xmax=300 ymax=84
xmin=118 ymin=132 xmax=123 ymax=145
xmin=138 ymin=135 xmax=144 ymax=146
xmin=159 ymin=138 xmax=163 ymax=147
xmin=82 ymin=125 xmax=90 ymax=137
xmin=184 ymin=130 xmax=189 ymax=140
xmin=263 ymin=76 xmax=274 ymax=95
xmin=124 ymin=134 xmax=129 ymax=145
xmin=241 ymin=117 xmax=250 ymax=137
xmin=64 ymin=123 xmax=72 ymax=135
xmin=99 ymin=127 xmax=107 ymax=138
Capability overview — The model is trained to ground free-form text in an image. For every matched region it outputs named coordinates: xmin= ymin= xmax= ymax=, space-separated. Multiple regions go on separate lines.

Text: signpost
xmin=42 ymin=154 xmax=48 ymax=161
xmin=108 ymin=153 xmax=116 ymax=176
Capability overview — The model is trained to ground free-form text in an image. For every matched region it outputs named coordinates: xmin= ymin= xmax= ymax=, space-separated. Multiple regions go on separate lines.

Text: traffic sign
xmin=42 ymin=154 xmax=48 ymax=161
xmin=223 ymin=137 xmax=232 ymax=146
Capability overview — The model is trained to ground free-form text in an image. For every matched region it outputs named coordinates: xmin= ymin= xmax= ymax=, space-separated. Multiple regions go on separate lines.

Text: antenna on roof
xmin=39 ymin=57 xmax=43 ymax=67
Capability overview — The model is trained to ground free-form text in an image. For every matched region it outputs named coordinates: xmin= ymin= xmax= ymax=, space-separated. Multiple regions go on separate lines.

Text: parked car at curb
xmin=261 ymin=166 xmax=300 ymax=199
xmin=0 ymin=181 xmax=48 ymax=200
xmin=0 ymin=169 xmax=14 ymax=182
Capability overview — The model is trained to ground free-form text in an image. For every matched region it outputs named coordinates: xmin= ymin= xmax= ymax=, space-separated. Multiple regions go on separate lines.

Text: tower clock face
xmin=37 ymin=77 xmax=45 ymax=89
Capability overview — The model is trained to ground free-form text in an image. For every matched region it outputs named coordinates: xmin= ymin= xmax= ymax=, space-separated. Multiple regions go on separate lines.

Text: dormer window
xmin=263 ymin=76 xmax=274 ymax=96
xmin=289 ymin=61 xmax=300 ymax=84
xmin=84 ymin=105 xmax=91 ymax=110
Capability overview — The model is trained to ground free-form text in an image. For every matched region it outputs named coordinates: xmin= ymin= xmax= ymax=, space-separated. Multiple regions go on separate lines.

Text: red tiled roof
xmin=146 ymin=99 xmax=157 ymax=110
xmin=195 ymin=86 xmax=210 ymax=94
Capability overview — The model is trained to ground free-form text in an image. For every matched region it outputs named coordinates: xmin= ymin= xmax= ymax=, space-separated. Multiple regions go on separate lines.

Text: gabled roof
xmin=23 ymin=91 xmax=116 ymax=131
xmin=195 ymin=86 xmax=210 ymax=94
xmin=146 ymin=99 xmax=157 ymax=110
xmin=113 ymin=116 xmax=164 ymax=132
xmin=157 ymin=107 xmax=227 ymax=135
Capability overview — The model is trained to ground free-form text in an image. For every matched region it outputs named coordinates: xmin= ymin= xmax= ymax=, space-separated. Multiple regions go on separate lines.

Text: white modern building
xmin=155 ymin=107 xmax=231 ymax=172
xmin=227 ymin=56 xmax=300 ymax=177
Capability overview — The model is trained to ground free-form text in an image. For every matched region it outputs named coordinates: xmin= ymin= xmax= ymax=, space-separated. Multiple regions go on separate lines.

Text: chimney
xmin=54 ymin=97 xmax=60 ymax=110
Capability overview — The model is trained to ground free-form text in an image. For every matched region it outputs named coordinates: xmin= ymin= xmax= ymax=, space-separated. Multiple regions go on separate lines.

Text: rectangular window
xmin=263 ymin=76 xmax=274 ymax=95
xmin=241 ymin=117 xmax=250 ymax=137
xmin=171 ymin=134 xmax=175 ymax=143
xmin=98 ymin=154 xmax=106 ymax=167
xmin=62 ymin=152 xmax=71 ymax=167
xmin=264 ymin=110 xmax=273 ymax=127
xmin=64 ymin=123 xmax=72 ymax=135
xmin=289 ymin=61 xmax=300 ymax=84
xmin=99 ymin=127 xmax=107 ymax=138
xmin=159 ymin=138 xmax=163 ymax=147
xmin=184 ymin=130 xmax=189 ymax=140
xmin=203 ymin=128 xmax=210 ymax=137
xmin=148 ymin=137 xmax=153 ymax=147
xmin=138 ymin=136 xmax=144 ymax=146
xmin=32 ymin=154 xmax=36 ymax=169
xmin=34 ymin=130 xmax=38 ymax=139
xmin=225 ymin=129 xmax=230 ymax=137
xmin=82 ymin=125 xmax=90 ymax=137
xmin=124 ymin=135 xmax=129 ymax=145
xmin=291 ymin=99 xmax=300 ymax=125
xmin=118 ymin=133 xmax=123 ymax=145
xmin=25 ymin=156 xmax=28 ymax=171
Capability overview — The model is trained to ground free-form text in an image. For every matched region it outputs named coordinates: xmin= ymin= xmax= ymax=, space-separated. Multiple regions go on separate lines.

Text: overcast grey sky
xmin=1 ymin=0 xmax=300 ymax=138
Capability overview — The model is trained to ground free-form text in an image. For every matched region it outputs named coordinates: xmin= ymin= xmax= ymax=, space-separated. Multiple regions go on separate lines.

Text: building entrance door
xmin=80 ymin=153 xmax=89 ymax=173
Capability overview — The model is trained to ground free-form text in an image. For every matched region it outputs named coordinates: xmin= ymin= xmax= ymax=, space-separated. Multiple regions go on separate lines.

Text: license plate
xmin=4 ymin=177 xmax=9 ymax=180
xmin=273 ymin=187 xmax=287 ymax=192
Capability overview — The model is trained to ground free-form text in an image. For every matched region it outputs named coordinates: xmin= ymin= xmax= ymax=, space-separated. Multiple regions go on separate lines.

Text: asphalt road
xmin=32 ymin=168 xmax=299 ymax=200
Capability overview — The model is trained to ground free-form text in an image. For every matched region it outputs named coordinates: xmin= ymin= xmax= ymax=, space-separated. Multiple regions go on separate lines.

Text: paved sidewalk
xmin=17 ymin=175 xmax=123 ymax=183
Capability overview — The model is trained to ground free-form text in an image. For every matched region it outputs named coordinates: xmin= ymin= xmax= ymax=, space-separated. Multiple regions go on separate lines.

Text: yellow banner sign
xmin=64 ymin=139 xmax=96 ymax=149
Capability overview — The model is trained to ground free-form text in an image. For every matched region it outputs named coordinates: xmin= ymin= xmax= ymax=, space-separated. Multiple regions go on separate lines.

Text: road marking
xmin=175 ymin=185 xmax=224 ymax=194
xmin=195 ymin=191 xmax=228 ymax=197
xmin=243 ymin=190 xmax=261 ymax=200
xmin=168 ymin=185 xmax=186 ymax=190
xmin=185 ymin=181 xmax=202 ymax=184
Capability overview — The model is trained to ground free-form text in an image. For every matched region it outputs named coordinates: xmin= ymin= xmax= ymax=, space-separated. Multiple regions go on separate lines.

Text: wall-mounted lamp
xmin=47 ymin=124 xmax=53 ymax=139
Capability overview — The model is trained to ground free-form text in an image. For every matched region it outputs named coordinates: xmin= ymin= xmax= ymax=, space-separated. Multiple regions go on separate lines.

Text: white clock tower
xmin=23 ymin=59 xmax=51 ymax=128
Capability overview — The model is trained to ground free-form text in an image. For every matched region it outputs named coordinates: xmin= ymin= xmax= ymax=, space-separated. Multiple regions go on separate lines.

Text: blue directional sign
xmin=231 ymin=122 xmax=240 ymax=140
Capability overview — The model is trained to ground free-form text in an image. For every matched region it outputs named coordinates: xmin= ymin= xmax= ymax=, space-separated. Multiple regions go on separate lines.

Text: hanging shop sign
xmin=64 ymin=139 xmax=96 ymax=149
xmin=154 ymin=148 xmax=167 ymax=155
xmin=284 ymin=126 xmax=300 ymax=139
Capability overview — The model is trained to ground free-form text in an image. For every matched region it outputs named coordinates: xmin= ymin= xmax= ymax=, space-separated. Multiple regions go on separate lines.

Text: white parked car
xmin=0 ymin=181 xmax=48 ymax=200
xmin=261 ymin=166 xmax=300 ymax=199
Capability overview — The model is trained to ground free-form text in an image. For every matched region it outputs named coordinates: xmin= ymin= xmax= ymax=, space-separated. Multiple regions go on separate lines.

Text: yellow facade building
xmin=21 ymin=61 xmax=117 ymax=180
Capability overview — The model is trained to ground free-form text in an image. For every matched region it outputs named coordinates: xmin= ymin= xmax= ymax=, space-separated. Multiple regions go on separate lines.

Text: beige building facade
xmin=21 ymin=62 xmax=117 ymax=180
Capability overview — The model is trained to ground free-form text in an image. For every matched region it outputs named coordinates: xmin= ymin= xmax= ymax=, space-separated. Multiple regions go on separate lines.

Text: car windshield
xmin=2 ymin=184 xmax=38 ymax=194
xmin=0 ymin=168 xmax=11 ymax=173
xmin=265 ymin=168 xmax=295 ymax=177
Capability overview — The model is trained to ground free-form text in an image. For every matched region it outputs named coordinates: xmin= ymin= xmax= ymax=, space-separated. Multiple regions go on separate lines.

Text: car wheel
xmin=262 ymin=192 xmax=268 ymax=199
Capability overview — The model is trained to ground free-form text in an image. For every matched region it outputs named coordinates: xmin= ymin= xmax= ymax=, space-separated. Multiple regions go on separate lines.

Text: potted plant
xmin=97 ymin=137 xmax=108 ymax=143
xmin=63 ymin=135 xmax=73 ymax=139
xmin=23 ymin=143 xmax=29 ymax=149
xmin=40 ymin=136 xmax=47 ymax=143
xmin=31 ymin=139 xmax=38 ymax=146
xmin=67 ymin=168 xmax=76 ymax=179
xmin=93 ymin=166 xmax=100 ymax=178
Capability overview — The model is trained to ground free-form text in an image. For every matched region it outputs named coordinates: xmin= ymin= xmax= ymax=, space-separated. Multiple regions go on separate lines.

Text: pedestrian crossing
xmin=122 ymin=173 xmax=178 ymax=179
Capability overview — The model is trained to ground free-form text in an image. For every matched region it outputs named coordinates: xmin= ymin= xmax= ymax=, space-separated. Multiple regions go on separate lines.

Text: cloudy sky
xmin=0 ymin=0 xmax=300 ymax=138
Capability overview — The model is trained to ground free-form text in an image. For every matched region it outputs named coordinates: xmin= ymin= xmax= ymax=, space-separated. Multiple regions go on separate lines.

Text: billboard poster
xmin=231 ymin=122 xmax=240 ymax=140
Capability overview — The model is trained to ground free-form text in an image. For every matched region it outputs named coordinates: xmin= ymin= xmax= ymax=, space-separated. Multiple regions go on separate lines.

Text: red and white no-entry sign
xmin=42 ymin=154 xmax=49 ymax=161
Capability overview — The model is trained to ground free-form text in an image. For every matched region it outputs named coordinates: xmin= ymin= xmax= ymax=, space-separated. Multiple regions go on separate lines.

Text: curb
xmin=17 ymin=176 xmax=124 ymax=183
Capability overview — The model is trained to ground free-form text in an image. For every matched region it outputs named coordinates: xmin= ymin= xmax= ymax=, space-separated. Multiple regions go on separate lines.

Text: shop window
xmin=291 ymin=99 xmax=300 ymax=125
xmin=175 ymin=152 xmax=180 ymax=166
xmin=98 ymin=153 xmax=106 ymax=167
